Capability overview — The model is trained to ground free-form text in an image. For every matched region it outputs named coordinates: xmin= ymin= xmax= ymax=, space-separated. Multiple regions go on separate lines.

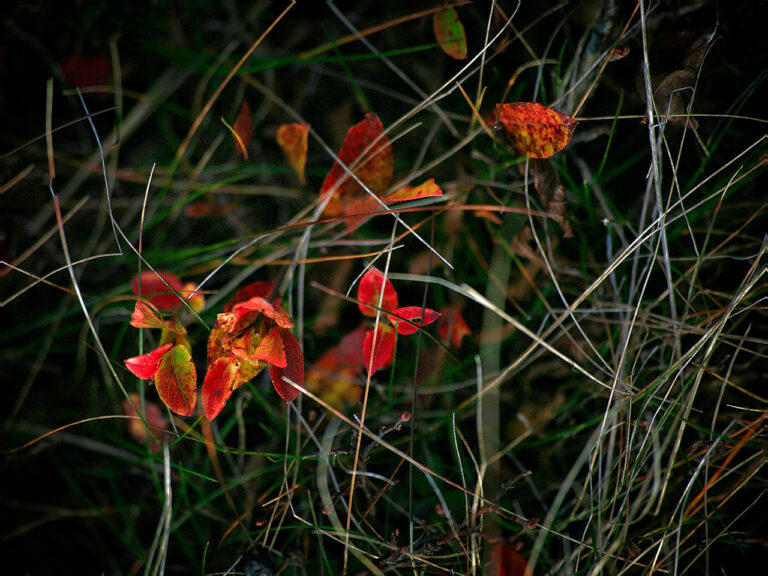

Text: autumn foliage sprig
xmin=125 ymin=275 xmax=303 ymax=420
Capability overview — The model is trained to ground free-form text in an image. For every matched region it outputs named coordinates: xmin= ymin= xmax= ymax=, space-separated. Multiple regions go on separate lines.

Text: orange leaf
xmin=385 ymin=178 xmax=443 ymax=203
xmin=154 ymin=344 xmax=197 ymax=416
xmin=362 ymin=323 xmax=396 ymax=374
xmin=250 ymin=324 xmax=287 ymax=367
xmin=493 ymin=542 xmax=533 ymax=576
xmin=130 ymin=300 xmax=166 ymax=330
xmin=388 ymin=306 xmax=441 ymax=336
xmin=490 ymin=102 xmax=577 ymax=159
xmin=125 ymin=343 xmax=174 ymax=380
xmin=357 ymin=267 xmax=398 ymax=317
xmin=320 ymin=113 xmax=393 ymax=217
xmin=438 ymin=306 xmax=471 ymax=347
xmin=180 ymin=282 xmax=206 ymax=313
xmin=276 ymin=123 xmax=310 ymax=184
xmin=131 ymin=271 xmax=185 ymax=311
xmin=269 ymin=329 xmax=303 ymax=402
xmin=232 ymin=100 xmax=253 ymax=158
xmin=433 ymin=7 xmax=467 ymax=60
xmin=201 ymin=357 xmax=242 ymax=421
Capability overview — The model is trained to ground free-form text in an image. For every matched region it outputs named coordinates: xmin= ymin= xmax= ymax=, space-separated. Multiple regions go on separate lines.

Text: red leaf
xmin=438 ymin=306 xmax=471 ymax=347
xmin=385 ymin=178 xmax=444 ymax=203
xmin=320 ymin=113 xmax=393 ymax=217
xmin=490 ymin=102 xmax=577 ymax=159
xmin=250 ymin=324 xmax=287 ymax=367
xmin=388 ymin=306 xmax=441 ymax=336
xmin=492 ymin=542 xmax=533 ymax=576
xmin=154 ymin=344 xmax=197 ymax=416
xmin=201 ymin=357 xmax=242 ymax=421
xmin=357 ymin=267 xmax=398 ymax=317
xmin=131 ymin=271 xmax=185 ymax=311
xmin=124 ymin=343 xmax=174 ymax=380
xmin=276 ymin=123 xmax=310 ymax=184
xmin=269 ymin=329 xmax=303 ymax=402
xmin=232 ymin=100 xmax=253 ymax=158
xmin=59 ymin=55 xmax=111 ymax=92
xmin=338 ymin=324 xmax=367 ymax=366
xmin=362 ymin=323 xmax=396 ymax=374
xmin=122 ymin=393 xmax=169 ymax=453
xmin=433 ymin=7 xmax=467 ymax=60
xmin=225 ymin=281 xmax=275 ymax=312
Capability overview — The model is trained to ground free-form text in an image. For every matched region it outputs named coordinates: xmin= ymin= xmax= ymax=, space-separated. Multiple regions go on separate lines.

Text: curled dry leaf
xmin=490 ymin=102 xmax=577 ymax=159
xmin=276 ymin=123 xmax=310 ymax=184
xmin=433 ymin=7 xmax=467 ymax=60
xmin=493 ymin=542 xmax=533 ymax=576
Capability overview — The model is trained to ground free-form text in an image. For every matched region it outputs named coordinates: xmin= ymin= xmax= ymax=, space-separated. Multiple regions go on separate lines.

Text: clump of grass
xmin=2 ymin=2 xmax=766 ymax=575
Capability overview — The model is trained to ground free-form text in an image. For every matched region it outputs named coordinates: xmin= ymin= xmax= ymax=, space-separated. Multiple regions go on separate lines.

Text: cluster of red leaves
xmin=356 ymin=268 xmax=441 ymax=373
xmin=306 ymin=277 xmax=472 ymax=408
xmin=203 ymin=281 xmax=303 ymax=420
xmin=124 ymin=275 xmax=303 ymax=420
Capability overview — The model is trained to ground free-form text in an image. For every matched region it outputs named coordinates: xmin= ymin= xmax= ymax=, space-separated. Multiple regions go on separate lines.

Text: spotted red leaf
xmin=277 ymin=123 xmax=310 ymax=184
xmin=388 ymin=306 xmax=441 ymax=336
xmin=125 ymin=343 xmax=174 ymax=380
xmin=131 ymin=271 xmax=185 ymax=311
xmin=438 ymin=306 xmax=471 ymax=347
xmin=269 ymin=329 xmax=303 ymax=402
xmin=201 ymin=357 xmax=242 ymax=420
xmin=433 ymin=7 xmax=467 ymax=60
xmin=362 ymin=323 xmax=396 ymax=374
xmin=232 ymin=100 xmax=253 ymax=158
xmin=490 ymin=102 xmax=577 ymax=159
xmin=358 ymin=268 xmax=398 ymax=317
xmin=154 ymin=344 xmax=197 ymax=416
xmin=320 ymin=113 xmax=393 ymax=217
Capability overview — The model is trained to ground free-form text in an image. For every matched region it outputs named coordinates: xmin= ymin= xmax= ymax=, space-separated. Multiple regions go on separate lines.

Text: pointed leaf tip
xmin=125 ymin=343 xmax=174 ymax=380
xmin=388 ymin=306 xmax=441 ymax=335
